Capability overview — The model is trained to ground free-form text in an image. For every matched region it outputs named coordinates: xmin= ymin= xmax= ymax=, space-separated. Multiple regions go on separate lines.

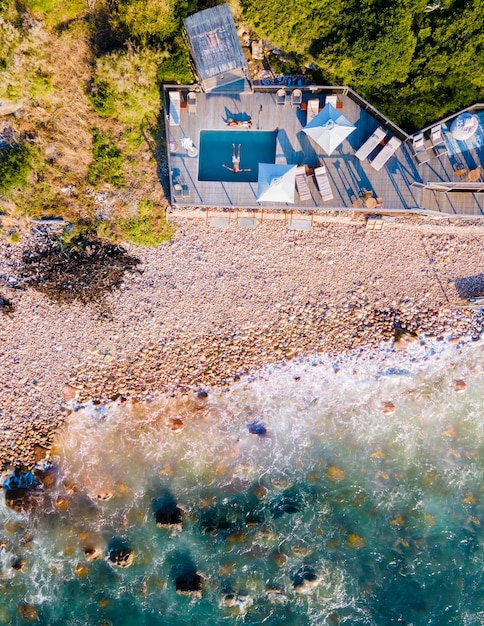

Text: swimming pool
xmin=198 ymin=130 xmax=277 ymax=183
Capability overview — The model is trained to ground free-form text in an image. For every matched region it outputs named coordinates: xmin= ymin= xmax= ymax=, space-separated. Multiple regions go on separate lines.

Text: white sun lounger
xmin=413 ymin=132 xmax=430 ymax=164
xmin=369 ymin=136 xmax=402 ymax=171
xmin=430 ymin=124 xmax=444 ymax=147
xmin=306 ymin=99 xmax=320 ymax=124
xmin=314 ymin=166 xmax=334 ymax=201
xmin=295 ymin=166 xmax=311 ymax=202
xmin=169 ymin=91 xmax=181 ymax=126
xmin=354 ymin=127 xmax=386 ymax=161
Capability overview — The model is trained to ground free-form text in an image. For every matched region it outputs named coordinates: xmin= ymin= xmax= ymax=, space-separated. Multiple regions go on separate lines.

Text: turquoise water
xmin=198 ymin=130 xmax=277 ymax=182
xmin=1 ymin=339 xmax=483 ymax=625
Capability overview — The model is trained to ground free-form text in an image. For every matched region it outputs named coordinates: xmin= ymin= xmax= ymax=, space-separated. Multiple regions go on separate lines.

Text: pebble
xmin=0 ymin=222 xmax=482 ymax=469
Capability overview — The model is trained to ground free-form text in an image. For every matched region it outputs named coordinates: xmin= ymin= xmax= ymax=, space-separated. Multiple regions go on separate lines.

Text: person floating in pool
xmin=222 ymin=144 xmax=251 ymax=174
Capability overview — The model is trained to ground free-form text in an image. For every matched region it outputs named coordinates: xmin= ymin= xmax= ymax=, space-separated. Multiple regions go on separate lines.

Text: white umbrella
xmin=256 ymin=163 xmax=297 ymax=204
xmin=450 ymin=113 xmax=479 ymax=141
xmin=303 ymin=103 xmax=356 ymax=155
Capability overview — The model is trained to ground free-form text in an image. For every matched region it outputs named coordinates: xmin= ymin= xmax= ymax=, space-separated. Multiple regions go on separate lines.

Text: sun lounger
xmin=369 ymin=136 xmax=402 ymax=171
xmin=187 ymin=91 xmax=197 ymax=114
xmin=314 ymin=166 xmax=334 ymax=201
xmin=412 ymin=132 xmax=430 ymax=164
xmin=291 ymin=89 xmax=302 ymax=107
xmin=295 ymin=166 xmax=312 ymax=202
xmin=306 ymin=99 xmax=319 ymax=124
xmin=276 ymin=88 xmax=286 ymax=106
xmin=433 ymin=143 xmax=448 ymax=159
xmin=325 ymin=95 xmax=338 ymax=108
xmin=354 ymin=127 xmax=386 ymax=161
xmin=430 ymin=124 xmax=444 ymax=146
xmin=169 ymin=91 xmax=181 ymax=126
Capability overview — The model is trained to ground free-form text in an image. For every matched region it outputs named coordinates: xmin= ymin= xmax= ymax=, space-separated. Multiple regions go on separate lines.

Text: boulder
xmin=175 ymin=572 xmax=203 ymax=598
xmin=292 ymin=568 xmax=320 ymax=594
xmin=106 ymin=541 xmax=134 ymax=568
xmin=17 ymin=604 xmax=38 ymax=621
xmin=5 ymin=488 xmax=28 ymax=513
xmin=155 ymin=504 xmax=183 ymax=530
xmin=394 ymin=328 xmax=419 ymax=350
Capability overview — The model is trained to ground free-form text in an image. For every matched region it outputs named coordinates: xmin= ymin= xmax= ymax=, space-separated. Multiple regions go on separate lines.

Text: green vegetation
xmin=89 ymin=47 xmax=163 ymax=144
xmin=87 ymin=129 xmax=125 ymax=188
xmin=0 ymin=143 xmax=35 ymax=196
xmin=97 ymin=200 xmax=174 ymax=246
xmin=241 ymin=0 xmax=484 ymax=130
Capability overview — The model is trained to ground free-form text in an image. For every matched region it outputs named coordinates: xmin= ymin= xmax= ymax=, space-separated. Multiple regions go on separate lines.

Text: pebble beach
xmin=1 ymin=214 xmax=483 ymax=469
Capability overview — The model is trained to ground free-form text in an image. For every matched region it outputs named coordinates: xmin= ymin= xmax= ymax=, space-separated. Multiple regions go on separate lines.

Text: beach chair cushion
xmin=295 ymin=166 xmax=311 ymax=202
xmin=314 ymin=166 xmax=334 ymax=201
xmin=355 ymin=127 xmax=386 ymax=161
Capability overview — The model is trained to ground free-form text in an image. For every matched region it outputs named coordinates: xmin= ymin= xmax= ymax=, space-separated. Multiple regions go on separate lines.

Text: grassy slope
xmin=0 ymin=0 xmax=169 ymax=243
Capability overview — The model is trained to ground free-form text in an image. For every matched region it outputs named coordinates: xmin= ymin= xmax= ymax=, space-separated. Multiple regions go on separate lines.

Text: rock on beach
xmin=0 ymin=219 xmax=483 ymax=469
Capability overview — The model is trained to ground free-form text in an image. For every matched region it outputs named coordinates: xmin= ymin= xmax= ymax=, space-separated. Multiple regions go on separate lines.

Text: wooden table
xmin=468 ymin=168 xmax=481 ymax=182
xmin=365 ymin=197 xmax=377 ymax=209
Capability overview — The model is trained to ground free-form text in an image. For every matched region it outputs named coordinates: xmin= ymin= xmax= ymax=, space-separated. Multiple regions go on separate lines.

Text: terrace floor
xmin=165 ymin=86 xmax=484 ymax=218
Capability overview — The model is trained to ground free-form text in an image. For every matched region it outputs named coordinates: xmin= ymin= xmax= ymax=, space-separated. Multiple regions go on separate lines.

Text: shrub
xmin=87 ymin=129 xmax=125 ymax=188
xmin=0 ymin=143 xmax=33 ymax=196
xmin=98 ymin=199 xmax=174 ymax=246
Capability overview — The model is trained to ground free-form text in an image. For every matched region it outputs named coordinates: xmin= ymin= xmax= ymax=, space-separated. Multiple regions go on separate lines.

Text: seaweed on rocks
xmin=19 ymin=226 xmax=141 ymax=305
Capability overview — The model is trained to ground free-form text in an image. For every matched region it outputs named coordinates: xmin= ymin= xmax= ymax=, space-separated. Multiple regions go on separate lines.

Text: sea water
xmin=1 ymin=339 xmax=483 ymax=625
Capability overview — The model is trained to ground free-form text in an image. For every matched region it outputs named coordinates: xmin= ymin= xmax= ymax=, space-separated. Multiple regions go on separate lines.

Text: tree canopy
xmin=240 ymin=0 xmax=484 ymax=129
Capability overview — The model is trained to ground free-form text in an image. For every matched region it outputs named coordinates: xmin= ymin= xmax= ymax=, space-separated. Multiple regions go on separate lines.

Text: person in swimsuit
xmin=222 ymin=144 xmax=251 ymax=173
xmin=226 ymin=119 xmax=252 ymax=128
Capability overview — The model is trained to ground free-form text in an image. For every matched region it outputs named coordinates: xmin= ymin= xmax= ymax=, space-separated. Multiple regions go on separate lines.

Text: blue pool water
xmin=198 ymin=130 xmax=277 ymax=183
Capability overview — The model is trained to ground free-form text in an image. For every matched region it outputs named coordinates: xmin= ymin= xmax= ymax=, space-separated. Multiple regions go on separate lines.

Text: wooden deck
xmin=165 ymin=86 xmax=484 ymax=217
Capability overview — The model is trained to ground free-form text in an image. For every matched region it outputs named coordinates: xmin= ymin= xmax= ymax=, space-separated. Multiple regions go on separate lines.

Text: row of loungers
xmin=355 ymin=126 xmax=402 ymax=171
xmin=295 ymin=165 xmax=334 ymax=202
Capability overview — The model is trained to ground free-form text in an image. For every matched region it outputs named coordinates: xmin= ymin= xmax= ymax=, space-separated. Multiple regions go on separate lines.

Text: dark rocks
xmin=394 ymin=327 xmax=419 ymax=350
xmin=155 ymin=504 xmax=183 ymax=530
xmin=292 ymin=566 xmax=320 ymax=594
xmin=247 ymin=421 xmax=267 ymax=436
xmin=17 ymin=604 xmax=38 ymax=621
xmin=106 ymin=539 xmax=134 ymax=568
xmin=175 ymin=572 xmax=203 ymax=598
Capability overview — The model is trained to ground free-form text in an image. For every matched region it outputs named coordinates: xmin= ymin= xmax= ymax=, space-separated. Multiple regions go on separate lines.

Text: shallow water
xmin=1 ymin=339 xmax=483 ymax=625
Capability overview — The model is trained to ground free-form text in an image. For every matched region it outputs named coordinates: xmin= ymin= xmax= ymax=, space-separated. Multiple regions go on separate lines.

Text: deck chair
xmin=295 ymin=165 xmax=312 ymax=202
xmin=354 ymin=127 xmax=386 ymax=161
xmin=314 ymin=166 xmax=334 ymax=201
xmin=187 ymin=91 xmax=197 ymax=114
xmin=276 ymin=88 xmax=286 ymax=106
xmin=369 ymin=136 xmax=402 ymax=171
xmin=433 ymin=143 xmax=448 ymax=159
xmin=325 ymin=95 xmax=338 ymax=108
xmin=306 ymin=99 xmax=320 ymax=124
xmin=430 ymin=124 xmax=444 ymax=147
xmin=291 ymin=89 xmax=302 ymax=108
xmin=412 ymin=132 xmax=430 ymax=164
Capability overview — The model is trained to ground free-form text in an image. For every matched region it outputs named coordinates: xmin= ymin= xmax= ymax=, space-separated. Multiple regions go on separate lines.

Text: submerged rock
xmin=155 ymin=504 xmax=183 ymax=530
xmin=5 ymin=488 xmax=29 ymax=513
xmin=84 ymin=546 xmax=103 ymax=561
xmin=17 ymin=604 xmax=38 ymax=621
xmin=452 ymin=379 xmax=467 ymax=393
xmin=248 ymin=421 xmax=268 ymax=436
xmin=380 ymin=401 xmax=396 ymax=415
xmin=106 ymin=540 xmax=134 ymax=568
xmin=11 ymin=556 xmax=26 ymax=571
xmin=154 ymin=493 xmax=184 ymax=531
xmin=292 ymin=567 xmax=320 ymax=594
xmin=175 ymin=572 xmax=203 ymax=598
xmin=271 ymin=496 xmax=300 ymax=518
